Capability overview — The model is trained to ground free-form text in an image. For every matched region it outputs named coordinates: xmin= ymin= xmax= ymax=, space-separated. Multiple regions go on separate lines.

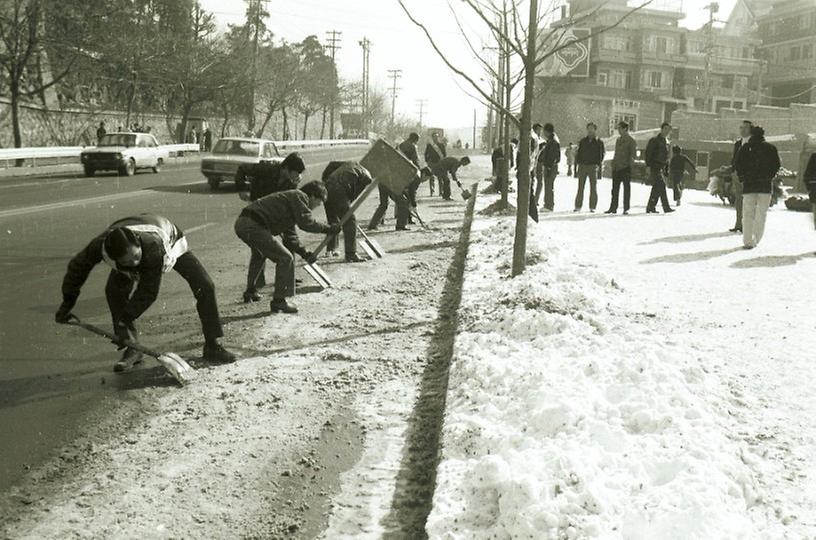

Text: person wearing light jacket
xmin=734 ymin=125 xmax=781 ymax=249
xmin=55 ymin=214 xmax=236 ymax=371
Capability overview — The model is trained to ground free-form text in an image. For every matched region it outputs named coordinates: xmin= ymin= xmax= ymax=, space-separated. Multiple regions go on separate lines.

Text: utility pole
xmin=325 ymin=30 xmax=342 ymax=138
xmin=416 ymin=99 xmax=427 ymax=127
xmin=359 ymin=37 xmax=371 ymax=136
xmin=703 ymin=2 xmax=720 ymax=112
xmin=387 ymin=69 xmax=402 ymax=128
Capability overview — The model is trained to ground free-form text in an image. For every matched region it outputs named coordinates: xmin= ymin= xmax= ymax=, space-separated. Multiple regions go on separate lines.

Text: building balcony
xmin=593 ymin=49 xmax=639 ymax=65
xmin=764 ymin=61 xmax=816 ymax=84
xmin=639 ymin=50 xmax=687 ymax=65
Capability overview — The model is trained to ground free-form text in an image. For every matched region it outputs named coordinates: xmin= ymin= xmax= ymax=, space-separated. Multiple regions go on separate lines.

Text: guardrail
xmin=0 ymin=139 xmax=369 ymax=169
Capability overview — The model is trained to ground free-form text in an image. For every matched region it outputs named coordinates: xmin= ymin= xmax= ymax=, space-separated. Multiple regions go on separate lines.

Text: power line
xmin=387 ymin=69 xmax=402 ymax=128
xmin=416 ymin=99 xmax=427 ymax=127
xmin=325 ymin=30 xmax=342 ymax=138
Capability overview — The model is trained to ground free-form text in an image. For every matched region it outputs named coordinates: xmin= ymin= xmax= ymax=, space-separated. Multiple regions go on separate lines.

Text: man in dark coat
xmin=538 ymin=123 xmax=561 ymax=212
xmin=734 ymin=125 xmax=780 ymax=249
xmin=322 ymin=161 xmax=373 ymax=262
xmin=234 ymin=182 xmax=340 ymax=314
xmin=399 ymin=132 xmax=422 ymax=223
xmin=574 ymin=122 xmax=605 ymax=212
xmin=96 ymin=121 xmax=106 ymax=143
xmin=55 ymin=214 xmax=236 ymax=371
xmin=668 ymin=145 xmax=697 ymax=206
xmin=431 ymin=156 xmax=471 ymax=201
xmin=645 ymin=122 xmax=675 ymax=214
xmin=606 ymin=121 xmax=637 ymax=214
xmin=203 ymin=128 xmax=213 ymax=152
xmin=730 ymin=120 xmax=753 ymax=232
xmin=424 ymin=131 xmax=446 ymax=196
xmin=239 ymin=152 xmax=306 ymax=302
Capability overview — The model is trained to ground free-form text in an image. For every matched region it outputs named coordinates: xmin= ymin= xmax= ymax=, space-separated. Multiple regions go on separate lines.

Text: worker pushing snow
xmin=55 ymin=214 xmax=237 ymax=372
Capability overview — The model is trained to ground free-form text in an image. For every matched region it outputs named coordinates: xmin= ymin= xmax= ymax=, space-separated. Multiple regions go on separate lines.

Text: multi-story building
xmin=534 ymin=0 xmax=764 ymax=141
xmin=756 ymin=0 xmax=816 ymax=106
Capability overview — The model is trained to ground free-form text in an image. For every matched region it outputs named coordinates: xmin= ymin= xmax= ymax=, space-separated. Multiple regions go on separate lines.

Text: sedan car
xmin=81 ymin=133 xmax=168 ymax=177
xmin=200 ymin=137 xmax=281 ymax=190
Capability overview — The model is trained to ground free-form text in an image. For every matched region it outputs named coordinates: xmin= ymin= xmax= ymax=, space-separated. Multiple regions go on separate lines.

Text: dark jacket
xmin=734 ymin=136 xmax=781 ymax=194
xmin=731 ymin=139 xmax=744 ymax=170
xmin=669 ymin=153 xmax=695 ymax=173
xmin=645 ymin=135 xmax=669 ymax=169
xmin=241 ymin=190 xmax=331 ymax=256
xmin=804 ymin=153 xmax=816 ymax=201
xmin=424 ymin=140 xmax=446 ymax=165
xmin=575 ymin=136 xmax=604 ymax=166
xmin=61 ymin=215 xmax=185 ymax=323
xmin=324 ymin=162 xmax=373 ymax=202
xmin=244 ymin=162 xmax=298 ymax=201
xmin=398 ymin=140 xmax=420 ymax=168
xmin=432 ymin=156 xmax=462 ymax=181
xmin=537 ymin=138 xmax=561 ymax=169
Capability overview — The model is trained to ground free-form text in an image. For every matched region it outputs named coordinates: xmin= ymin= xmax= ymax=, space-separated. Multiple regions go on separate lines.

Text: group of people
xmin=187 ymin=126 xmax=214 ymax=152
xmin=95 ymin=121 xmax=154 ymax=143
xmin=55 ymin=132 xmax=469 ymax=373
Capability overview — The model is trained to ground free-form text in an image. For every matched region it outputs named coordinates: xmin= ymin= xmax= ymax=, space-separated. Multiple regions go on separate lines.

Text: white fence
xmin=0 ymin=139 xmax=370 ymax=169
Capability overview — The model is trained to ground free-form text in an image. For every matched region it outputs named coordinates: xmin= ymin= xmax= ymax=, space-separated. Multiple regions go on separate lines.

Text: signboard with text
xmin=538 ymin=28 xmax=591 ymax=78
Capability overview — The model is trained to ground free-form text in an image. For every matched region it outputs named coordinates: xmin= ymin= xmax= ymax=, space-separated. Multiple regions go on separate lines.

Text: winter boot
xmin=270 ymin=298 xmax=298 ymax=314
xmin=243 ymin=290 xmax=263 ymax=303
xmin=114 ymin=348 xmax=143 ymax=372
xmin=345 ymin=253 xmax=366 ymax=263
xmin=203 ymin=341 xmax=237 ymax=363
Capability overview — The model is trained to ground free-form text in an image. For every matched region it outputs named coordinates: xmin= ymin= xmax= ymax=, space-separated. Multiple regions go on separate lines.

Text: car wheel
xmin=152 ymin=158 xmax=163 ymax=174
xmin=235 ymin=171 xmax=247 ymax=191
xmin=83 ymin=166 xmax=95 ymax=178
xmin=120 ymin=159 xmax=136 ymax=177
xmin=208 ymin=178 xmax=221 ymax=191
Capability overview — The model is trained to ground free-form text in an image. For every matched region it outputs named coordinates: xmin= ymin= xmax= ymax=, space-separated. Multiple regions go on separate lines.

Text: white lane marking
xmin=0 ymin=166 xmax=200 ymax=190
xmin=185 ymin=223 xmax=215 ymax=234
xmin=0 ymin=190 xmax=153 ymax=219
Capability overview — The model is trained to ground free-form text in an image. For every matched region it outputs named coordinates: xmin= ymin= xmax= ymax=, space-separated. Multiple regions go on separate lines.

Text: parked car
xmin=80 ymin=132 xmax=168 ymax=177
xmin=200 ymin=137 xmax=280 ymax=190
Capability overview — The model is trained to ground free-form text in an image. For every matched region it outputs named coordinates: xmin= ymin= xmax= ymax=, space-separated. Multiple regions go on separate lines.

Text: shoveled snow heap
xmin=427 ymin=218 xmax=762 ymax=539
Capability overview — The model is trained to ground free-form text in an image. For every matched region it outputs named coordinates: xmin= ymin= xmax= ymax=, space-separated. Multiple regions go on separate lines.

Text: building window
xmin=803 ymin=44 xmax=813 ymax=59
xmin=788 ymin=46 xmax=801 ymax=62
xmin=646 ymin=71 xmax=664 ymax=89
xmin=603 ymin=35 xmax=630 ymax=52
xmin=721 ymin=74 xmax=734 ymax=89
xmin=688 ymin=40 xmax=705 ymax=55
xmin=596 ymin=71 xmax=608 ymax=86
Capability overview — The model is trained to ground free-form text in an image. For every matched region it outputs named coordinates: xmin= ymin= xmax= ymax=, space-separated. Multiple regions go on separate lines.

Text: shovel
xmin=453 ymin=178 xmax=472 ymax=200
xmin=66 ymin=316 xmax=196 ymax=386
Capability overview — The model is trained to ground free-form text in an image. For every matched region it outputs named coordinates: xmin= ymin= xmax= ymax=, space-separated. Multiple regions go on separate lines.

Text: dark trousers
xmin=105 ymin=251 xmax=223 ymax=343
xmin=733 ymin=178 xmax=743 ymax=229
xmin=670 ymin=171 xmax=684 ymax=202
xmin=575 ymin=164 xmax=599 ymax=210
xmin=646 ymin=166 xmax=671 ymax=212
xmin=533 ymin=160 xmax=545 ymax=207
xmin=368 ymin=184 xmax=409 ymax=230
xmin=324 ymin=194 xmax=356 ymax=256
xmin=246 ymin=251 xmax=266 ymax=293
xmin=609 ymin=167 xmax=631 ymax=212
xmin=542 ymin=167 xmax=557 ymax=210
xmin=234 ymin=216 xmax=295 ymax=299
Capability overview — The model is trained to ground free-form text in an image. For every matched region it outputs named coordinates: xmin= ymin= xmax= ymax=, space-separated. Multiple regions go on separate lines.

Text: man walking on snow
xmin=235 ymin=182 xmax=340 ymax=314
xmin=55 ymin=214 xmax=236 ymax=372
xmin=322 ymin=161 xmax=373 ymax=262
xmin=734 ymin=125 xmax=780 ymax=249
xmin=538 ymin=123 xmax=560 ymax=212
xmin=574 ymin=123 xmax=604 ymax=212
xmin=606 ymin=121 xmax=637 ymax=215
xmin=730 ymin=120 xmax=752 ymax=233
xmin=645 ymin=123 xmax=675 ymax=214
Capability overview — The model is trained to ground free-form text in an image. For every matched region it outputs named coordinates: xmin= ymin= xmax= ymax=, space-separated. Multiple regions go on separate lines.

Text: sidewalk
xmin=429 ymin=166 xmax=816 ymax=538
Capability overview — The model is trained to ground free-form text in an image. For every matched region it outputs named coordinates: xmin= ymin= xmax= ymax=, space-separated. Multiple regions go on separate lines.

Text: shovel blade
xmin=357 ymin=239 xmax=377 ymax=259
xmin=157 ymin=352 xmax=197 ymax=386
xmin=304 ymin=262 xmax=333 ymax=288
xmin=461 ymin=190 xmax=472 ymax=200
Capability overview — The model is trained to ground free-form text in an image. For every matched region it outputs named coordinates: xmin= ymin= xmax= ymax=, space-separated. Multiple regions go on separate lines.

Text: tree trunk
xmin=511 ymin=0 xmax=538 ymax=277
xmin=220 ymin=101 xmax=230 ymax=137
xmin=282 ymin=108 xmax=289 ymax=140
xmin=258 ymin=107 xmax=275 ymax=137
xmin=125 ymin=79 xmax=137 ymax=127
xmin=10 ymin=77 xmax=23 ymax=150
xmin=320 ymin=107 xmax=327 ymax=139
xmin=302 ymin=112 xmax=310 ymax=139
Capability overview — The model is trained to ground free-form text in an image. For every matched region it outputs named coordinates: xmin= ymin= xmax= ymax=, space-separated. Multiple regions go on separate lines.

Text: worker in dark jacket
xmin=322 ymin=161 xmax=372 ymax=262
xmin=645 ymin=122 xmax=674 ymax=214
xmin=432 ymin=156 xmax=471 ymax=201
xmin=55 ymin=214 xmax=236 ymax=371
xmin=399 ymin=133 xmax=422 ymax=223
xmin=734 ymin=125 xmax=781 ymax=249
xmin=574 ymin=122 xmax=605 ymax=212
xmin=424 ymin=132 xmax=446 ymax=196
xmin=234 ymin=182 xmax=340 ymax=314
xmin=538 ymin=123 xmax=561 ymax=211
xmin=730 ymin=120 xmax=753 ymax=232
xmin=238 ymin=152 xmax=306 ymax=302
xmin=668 ymin=146 xmax=697 ymax=206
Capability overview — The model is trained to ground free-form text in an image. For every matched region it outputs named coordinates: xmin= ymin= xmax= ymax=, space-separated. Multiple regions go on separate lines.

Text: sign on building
xmin=538 ymin=28 xmax=591 ymax=78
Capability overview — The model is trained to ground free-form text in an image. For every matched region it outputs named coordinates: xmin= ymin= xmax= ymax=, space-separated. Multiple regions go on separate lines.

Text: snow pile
xmin=428 ymin=219 xmax=762 ymax=539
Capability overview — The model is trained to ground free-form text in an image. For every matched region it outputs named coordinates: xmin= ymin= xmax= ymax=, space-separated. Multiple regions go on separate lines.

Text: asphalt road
xmin=0 ymin=145 xmax=366 ymax=491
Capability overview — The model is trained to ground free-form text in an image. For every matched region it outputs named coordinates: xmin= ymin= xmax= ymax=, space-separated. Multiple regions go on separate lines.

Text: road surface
xmin=0 ymin=146 xmax=365 ymax=491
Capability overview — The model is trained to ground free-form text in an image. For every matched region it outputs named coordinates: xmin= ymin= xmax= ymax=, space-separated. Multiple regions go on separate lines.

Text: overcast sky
xmin=201 ymin=0 xmax=737 ymax=131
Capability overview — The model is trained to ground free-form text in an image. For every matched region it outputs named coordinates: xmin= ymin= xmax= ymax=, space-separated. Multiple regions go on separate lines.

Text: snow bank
xmin=428 ymin=218 xmax=762 ymax=539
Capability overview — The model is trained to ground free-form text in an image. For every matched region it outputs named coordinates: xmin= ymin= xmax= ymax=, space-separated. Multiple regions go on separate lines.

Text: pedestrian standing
xmin=574 ymin=123 xmax=605 ymax=212
xmin=530 ymin=123 xmax=545 ymax=207
xmin=322 ymin=161 xmax=372 ymax=262
xmin=203 ymin=128 xmax=213 ymax=152
xmin=398 ymin=133 xmax=422 ymax=223
xmin=96 ymin=121 xmax=107 ymax=143
xmin=734 ymin=125 xmax=781 ymax=249
xmin=645 ymin=123 xmax=675 ymax=214
xmin=538 ymin=123 xmax=560 ymax=212
xmin=424 ymin=132 xmax=446 ymax=196
xmin=606 ymin=121 xmax=637 ymax=215
xmin=234 ymin=183 xmax=339 ymax=314
xmin=668 ymin=145 xmax=697 ymax=206
xmin=730 ymin=120 xmax=753 ymax=232
xmin=565 ymin=142 xmax=576 ymax=176
xmin=55 ymin=214 xmax=236 ymax=370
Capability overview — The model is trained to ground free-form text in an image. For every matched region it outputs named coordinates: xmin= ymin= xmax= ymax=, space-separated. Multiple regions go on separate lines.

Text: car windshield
xmin=212 ymin=140 xmax=260 ymax=157
xmin=99 ymin=134 xmax=137 ymax=147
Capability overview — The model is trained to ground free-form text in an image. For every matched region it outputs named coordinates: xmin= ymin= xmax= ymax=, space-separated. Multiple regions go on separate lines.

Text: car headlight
xmin=115 ymin=153 xmax=123 ymax=159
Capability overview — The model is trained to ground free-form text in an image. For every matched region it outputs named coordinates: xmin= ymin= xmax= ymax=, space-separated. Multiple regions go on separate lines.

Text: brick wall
xmin=672 ymin=103 xmax=816 ymax=141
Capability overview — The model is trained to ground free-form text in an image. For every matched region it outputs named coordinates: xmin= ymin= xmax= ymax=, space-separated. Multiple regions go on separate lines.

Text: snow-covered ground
xmin=429 ymin=170 xmax=816 ymax=539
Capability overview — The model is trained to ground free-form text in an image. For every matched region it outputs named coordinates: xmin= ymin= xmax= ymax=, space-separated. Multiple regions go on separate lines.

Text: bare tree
xmin=398 ymin=0 xmax=653 ymax=276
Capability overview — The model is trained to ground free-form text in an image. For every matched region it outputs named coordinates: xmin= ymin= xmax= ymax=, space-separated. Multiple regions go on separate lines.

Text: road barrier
xmin=0 ymin=138 xmax=370 ymax=169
